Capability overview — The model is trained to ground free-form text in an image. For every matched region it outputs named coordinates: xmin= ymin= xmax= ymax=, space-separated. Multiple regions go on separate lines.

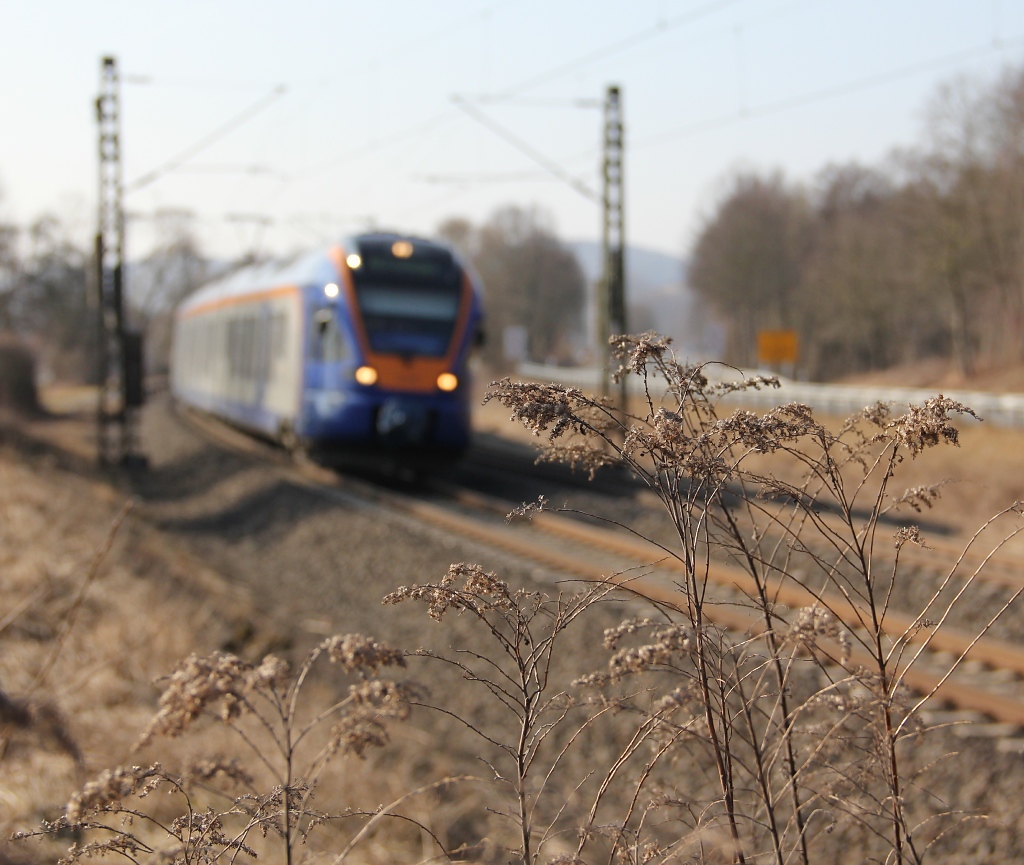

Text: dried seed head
xmin=324 ymin=634 xmax=404 ymax=675
xmin=607 ymin=623 xmax=693 ymax=677
xmin=250 ymin=654 xmax=291 ymax=688
xmin=603 ymin=617 xmax=654 ymax=650
xmin=859 ymin=401 xmax=893 ymax=429
xmin=892 ymin=484 xmax=946 ymax=513
xmin=66 ymin=765 xmax=165 ymax=822
xmin=184 ymin=757 xmax=253 ymax=788
xmin=711 ymin=403 xmax=818 ymax=454
xmin=806 ymin=690 xmax=866 ymax=715
xmin=710 ymin=373 xmax=781 ymax=397
xmin=330 ymin=679 xmax=420 ymax=756
xmin=348 ymin=679 xmax=416 ymax=718
xmin=887 ymin=396 xmax=979 ymax=457
xmin=484 ymin=378 xmax=595 ymax=441
xmin=537 ymin=440 xmax=618 ymax=479
xmin=610 ymin=331 xmax=673 ymax=377
xmin=651 ymin=685 xmax=697 ymax=715
xmin=508 ymin=494 xmax=549 ymax=521
xmin=138 ymin=652 xmax=252 ymax=745
xmin=460 ymin=564 xmax=509 ymax=597
xmin=384 ymin=563 xmax=514 ymax=621
xmin=328 ymin=713 xmax=389 ymax=758
xmin=787 ymin=605 xmax=851 ymax=665
xmin=894 ymin=525 xmax=925 ymax=550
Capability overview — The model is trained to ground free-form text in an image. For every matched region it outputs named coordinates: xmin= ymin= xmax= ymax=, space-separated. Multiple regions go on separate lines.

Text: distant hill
xmin=567 ymin=241 xmax=722 ymax=361
xmin=568 ymin=241 xmax=688 ymax=301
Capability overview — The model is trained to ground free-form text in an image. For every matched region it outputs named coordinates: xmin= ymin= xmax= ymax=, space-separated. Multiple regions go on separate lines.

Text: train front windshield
xmin=350 ymin=243 xmax=463 ymax=357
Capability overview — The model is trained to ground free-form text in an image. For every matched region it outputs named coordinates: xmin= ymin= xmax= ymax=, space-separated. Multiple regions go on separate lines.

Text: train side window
xmin=227 ymin=320 xmax=237 ymax=376
xmin=272 ymin=312 xmax=286 ymax=360
xmin=229 ymin=318 xmax=247 ymax=379
xmin=254 ymin=315 xmax=271 ymax=381
xmin=242 ymin=317 xmax=255 ymax=380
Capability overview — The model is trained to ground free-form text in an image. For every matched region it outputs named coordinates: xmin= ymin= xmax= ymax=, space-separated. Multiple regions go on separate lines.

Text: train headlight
xmin=346 ymin=254 xmax=362 ymax=269
xmin=391 ymin=240 xmax=413 ymax=258
xmin=354 ymin=366 xmax=378 ymax=386
xmin=437 ymin=372 xmax=458 ymax=392
xmin=324 ymin=282 xmax=339 ymax=298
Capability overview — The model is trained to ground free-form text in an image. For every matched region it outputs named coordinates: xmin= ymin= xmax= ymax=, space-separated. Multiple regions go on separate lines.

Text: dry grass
xmin=6 ymin=345 xmax=1024 ymax=864
xmin=0 ymin=445 xmax=258 ymax=862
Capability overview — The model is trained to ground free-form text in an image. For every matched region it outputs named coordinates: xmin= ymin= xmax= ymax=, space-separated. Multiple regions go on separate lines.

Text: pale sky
xmin=2 ymin=0 xmax=1023 ymax=262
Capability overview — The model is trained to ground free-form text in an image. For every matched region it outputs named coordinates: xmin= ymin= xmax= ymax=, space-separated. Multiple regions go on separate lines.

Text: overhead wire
xmin=127 ymin=1 xmax=1024 ymax=252
xmin=435 ymin=0 xmax=824 ymax=196
xmin=124 ymin=75 xmax=280 ymax=90
xmin=436 ymin=8 xmax=1024 ymax=194
xmin=451 ymin=97 xmax=599 ymax=201
xmin=488 ymin=0 xmax=749 ymax=99
xmin=180 ymin=0 xmax=788 ymax=229
xmin=634 ymin=33 xmax=1024 ymax=150
xmin=284 ymin=0 xmax=751 ymax=186
xmin=126 ymin=85 xmax=288 ymax=193
xmin=121 ymin=3 xmax=520 ymax=204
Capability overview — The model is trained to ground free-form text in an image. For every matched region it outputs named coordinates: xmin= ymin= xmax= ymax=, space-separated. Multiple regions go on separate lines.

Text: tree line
xmin=690 ymin=64 xmax=1024 ymax=381
xmin=0 ymin=198 xmax=585 ymax=386
xmin=438 ymin=205 xmax=586 ymax=371
xmin=0 ymin=212 xmax=93 ymax=385
xmin=0 ymin=202 xmax=209 ymax=386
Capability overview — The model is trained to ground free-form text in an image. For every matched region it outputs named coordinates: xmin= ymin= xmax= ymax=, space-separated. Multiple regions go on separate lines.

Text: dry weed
xmin=12 ymin=332 xmax=1024 ymax=864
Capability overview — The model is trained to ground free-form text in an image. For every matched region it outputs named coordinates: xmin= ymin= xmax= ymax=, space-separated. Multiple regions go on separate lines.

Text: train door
xmin=304 ymin=300 xmax=351 ymax=428
xmin=310 ymin=305 xmax=349 ymax=380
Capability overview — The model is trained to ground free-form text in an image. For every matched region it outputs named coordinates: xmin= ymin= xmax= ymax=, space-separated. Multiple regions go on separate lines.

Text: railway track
xmin=180 ymin=406 xmax=1024 ymax=731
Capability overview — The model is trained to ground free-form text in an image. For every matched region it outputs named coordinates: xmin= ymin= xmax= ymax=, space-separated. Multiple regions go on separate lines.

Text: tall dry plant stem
xmin=384 ymin=563 xmax=623 ymax=865
xmin=485 ymin=332 xmax=1024 ymax=864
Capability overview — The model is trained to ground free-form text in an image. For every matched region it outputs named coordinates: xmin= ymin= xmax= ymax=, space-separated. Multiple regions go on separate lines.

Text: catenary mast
xmin=95 ymin=56 xmax=143 ymax=466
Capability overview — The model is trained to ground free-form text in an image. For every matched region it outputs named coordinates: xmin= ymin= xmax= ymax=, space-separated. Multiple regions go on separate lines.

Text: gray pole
xmin=600 ymin=85 xmax=626 ymax=406
xmin=96 ymin=56 xmax=143 ymax=465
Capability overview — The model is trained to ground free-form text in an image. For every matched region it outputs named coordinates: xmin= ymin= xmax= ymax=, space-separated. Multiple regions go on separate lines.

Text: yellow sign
xmin=757 ymin=330 xmax=799 ymax=365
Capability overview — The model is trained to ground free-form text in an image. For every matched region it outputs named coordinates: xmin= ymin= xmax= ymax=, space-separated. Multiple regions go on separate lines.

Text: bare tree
xmin=688 ymin=62 xmax=1024 ymax=381
xmin=1 ymin=215 xmax=92 ymax=383
xmin=130 ymin=209 xmax=210 ymax=375
xmin=689 ymin=172 xmax=810 ymax=369
xmin=438 ymin=205 xmax=586 ymax=370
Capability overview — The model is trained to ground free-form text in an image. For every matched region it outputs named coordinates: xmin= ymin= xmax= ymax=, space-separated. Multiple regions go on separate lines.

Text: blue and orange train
xmin=171 ymin=233 xmax=484 ymax=464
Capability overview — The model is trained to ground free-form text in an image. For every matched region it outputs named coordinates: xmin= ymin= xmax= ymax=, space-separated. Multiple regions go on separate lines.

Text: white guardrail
xmin=516 ymin=363 xmax=1024 ymax=430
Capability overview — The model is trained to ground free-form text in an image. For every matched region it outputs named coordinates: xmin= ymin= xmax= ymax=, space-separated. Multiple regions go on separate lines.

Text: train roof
xmin=177 ymin=248 xmax=333 ymax=316
xmin=176 ymin=234 xmax=469 ymax=317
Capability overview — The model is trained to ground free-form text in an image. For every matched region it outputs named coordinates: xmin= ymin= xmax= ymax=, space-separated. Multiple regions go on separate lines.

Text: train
xmin=170 ymin=232 xmax=484 ymax=467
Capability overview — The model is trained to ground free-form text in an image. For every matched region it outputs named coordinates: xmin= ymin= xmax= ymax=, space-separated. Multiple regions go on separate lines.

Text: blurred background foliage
xmin=4 ymin=64 xmax=1024 ymax=387
xmin=690 ymin=65 xmax=1024 ymax=380
xmin=438 ymin=205 xmax=587 ymax=371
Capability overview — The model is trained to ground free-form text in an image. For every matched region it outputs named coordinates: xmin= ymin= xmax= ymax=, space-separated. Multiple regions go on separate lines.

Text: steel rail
xmin=179 ymin=406 xmax=1024 ymax=727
